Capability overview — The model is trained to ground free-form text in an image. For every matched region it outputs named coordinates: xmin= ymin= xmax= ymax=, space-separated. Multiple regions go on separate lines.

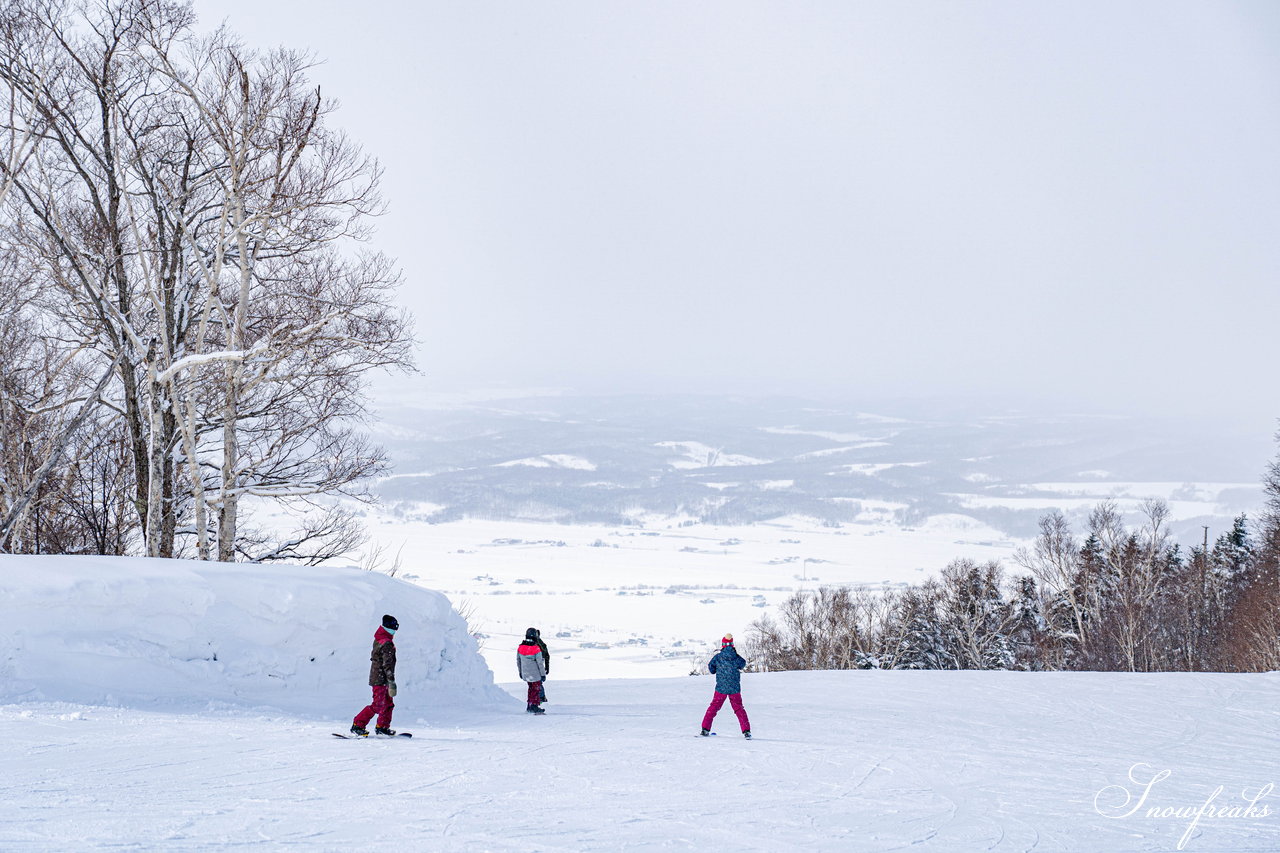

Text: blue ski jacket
xmin=708 ymin=645 xmax=747 ymax=694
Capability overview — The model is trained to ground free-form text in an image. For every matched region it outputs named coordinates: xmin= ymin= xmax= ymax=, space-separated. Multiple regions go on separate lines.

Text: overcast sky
xmin=197 ymin=1 xmax=1279 ymax=420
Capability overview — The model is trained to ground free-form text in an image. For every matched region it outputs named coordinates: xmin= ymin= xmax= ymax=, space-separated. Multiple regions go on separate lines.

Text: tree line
xmin=0 ymin=1 xmax=412 ymax=561
xmin=748 ymin=437 xmax=1280 ymax=672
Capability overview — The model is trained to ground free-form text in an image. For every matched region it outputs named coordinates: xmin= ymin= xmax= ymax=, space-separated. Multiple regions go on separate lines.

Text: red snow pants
xmin=354 ymin=684 xmax=394 ymax=729
xmin=702 ymin=691 xmax=750 ymax=732
xmin=526 ymin=680 xmax=544 ymax=706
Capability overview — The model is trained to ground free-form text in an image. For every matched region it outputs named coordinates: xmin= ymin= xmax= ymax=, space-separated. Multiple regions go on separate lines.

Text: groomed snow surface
xmin=3 ymin=557 xmax=1278 ymax=851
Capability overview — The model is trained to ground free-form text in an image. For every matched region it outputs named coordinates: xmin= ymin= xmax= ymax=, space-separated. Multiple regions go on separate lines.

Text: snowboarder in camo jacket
xmin=351 ymin=614 xmax=399 ymax=736
xmin=517 ymin=627 xmax=549 ymax=714
xmin=701 ymin=633 xmax=751 ymax=738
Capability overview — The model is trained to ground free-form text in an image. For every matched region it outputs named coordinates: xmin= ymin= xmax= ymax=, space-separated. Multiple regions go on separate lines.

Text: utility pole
xmin=1200 ymin=526 xmax=1210 ymax=589
xmin=1202 ymin=525 xmax=1210 ymax=598
xmin=1187 ymin=525 xmax=1209 ymax=672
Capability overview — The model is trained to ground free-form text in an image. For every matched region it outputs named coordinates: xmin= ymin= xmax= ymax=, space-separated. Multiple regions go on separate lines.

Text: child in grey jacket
xmin=517 ymin=630 xmax=548 ymax=714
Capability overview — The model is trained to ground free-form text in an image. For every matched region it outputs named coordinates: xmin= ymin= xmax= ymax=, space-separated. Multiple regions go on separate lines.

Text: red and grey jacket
xmin=516 ymin=642 xmax=546 ymax=682
xmin=368 ymin=626 xmax=397 ymax=686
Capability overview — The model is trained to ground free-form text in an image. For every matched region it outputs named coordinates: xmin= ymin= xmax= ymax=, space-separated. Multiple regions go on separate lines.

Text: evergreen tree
xmin=1211 ymin=515 xmax=1254 ymax=585
xmin=889 ymin=583 xmax=955 ymax=670
xmin=1009 ymin=574 xmax=1047 ymax=669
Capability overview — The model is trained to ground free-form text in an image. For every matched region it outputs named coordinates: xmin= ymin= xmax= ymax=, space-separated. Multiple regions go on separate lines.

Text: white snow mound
xmin=0 ymin=555 xmax=510 ymax=716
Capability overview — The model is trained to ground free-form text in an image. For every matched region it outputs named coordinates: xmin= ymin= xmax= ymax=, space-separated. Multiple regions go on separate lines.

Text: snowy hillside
xmin=0 ymin=556 xmax=508 ymax=715
xmin=4 ymin=671 xmax=1277 ymax=851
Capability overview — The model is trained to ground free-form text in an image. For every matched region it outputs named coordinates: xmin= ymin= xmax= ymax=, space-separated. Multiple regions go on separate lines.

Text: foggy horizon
xmin=198 ymin=1 xmax=1280 ymax=423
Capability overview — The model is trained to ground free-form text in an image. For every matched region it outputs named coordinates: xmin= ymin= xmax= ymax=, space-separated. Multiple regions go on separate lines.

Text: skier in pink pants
xmin=700 ymin=633 xmax=752 ymax=739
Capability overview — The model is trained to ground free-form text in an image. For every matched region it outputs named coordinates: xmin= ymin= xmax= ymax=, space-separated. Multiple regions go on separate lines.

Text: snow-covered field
xmin=4 ymin=672 xmax=1277 ymax=851
xmin=363 ymin=514 xmax=1021 ymax=681
xmin=359 ymin=492 xmax=1255 ymax=682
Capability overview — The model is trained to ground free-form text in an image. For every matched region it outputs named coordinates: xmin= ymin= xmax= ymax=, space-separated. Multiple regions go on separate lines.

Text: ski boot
xmin=700 ymin=728 xmax=711 ymax=737
xmin=375 ymin=726 xmax=397 ymax=736
xmin=743 ymin=731 xmax=752 ymax=739
xmin=350 ymin=725 xmax=369 ymax=737
xmin=527 ymin=705 xmax=546 ymax=715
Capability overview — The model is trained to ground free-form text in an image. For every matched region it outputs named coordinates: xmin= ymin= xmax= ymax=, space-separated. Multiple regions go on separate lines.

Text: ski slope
xmin=2 ymin=555 xmax=1276 ymax=851
xmin=3 ymin=672 xmax=1277 ymax=851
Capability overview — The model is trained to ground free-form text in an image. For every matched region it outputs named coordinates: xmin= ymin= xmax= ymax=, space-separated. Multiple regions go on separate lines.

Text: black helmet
xmin=525 ymin=627 xmax=539 ymax=640
xmin=382 ymin=614 xmax=399 ymax=631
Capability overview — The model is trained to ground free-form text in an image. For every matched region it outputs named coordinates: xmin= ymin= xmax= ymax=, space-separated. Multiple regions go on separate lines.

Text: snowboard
xmin=333 ymin=732 xmax=412 ymax=739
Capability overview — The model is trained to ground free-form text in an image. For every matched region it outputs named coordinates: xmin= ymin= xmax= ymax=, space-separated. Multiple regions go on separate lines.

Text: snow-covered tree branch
xmin=0 ymin=0 xmax=413 ymax=562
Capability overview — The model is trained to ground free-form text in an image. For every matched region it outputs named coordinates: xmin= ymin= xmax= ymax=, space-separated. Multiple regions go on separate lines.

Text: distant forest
xmin=748 ymin=435 xmax=1280 ymax=673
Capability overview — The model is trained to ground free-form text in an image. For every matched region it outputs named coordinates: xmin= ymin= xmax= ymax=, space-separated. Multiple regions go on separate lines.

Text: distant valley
xmin=368 ymin=394 xmax=1267 ymax=544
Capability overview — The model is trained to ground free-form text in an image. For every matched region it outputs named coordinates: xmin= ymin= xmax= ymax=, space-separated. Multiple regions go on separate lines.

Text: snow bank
xmin=0 ymin=555 xmax=510 ymax=716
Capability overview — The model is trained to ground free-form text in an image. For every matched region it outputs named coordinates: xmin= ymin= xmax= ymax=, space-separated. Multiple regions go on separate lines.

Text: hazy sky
xmin=197 ymin=1 xmax=1279 ymax=419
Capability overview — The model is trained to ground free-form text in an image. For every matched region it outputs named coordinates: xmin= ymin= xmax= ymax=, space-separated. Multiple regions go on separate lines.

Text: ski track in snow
xmin=4 ymin=671 xmax=1278 ymax=852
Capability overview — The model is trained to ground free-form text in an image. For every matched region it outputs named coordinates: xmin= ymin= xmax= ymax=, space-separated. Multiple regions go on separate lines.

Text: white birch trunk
xmin=217 ymin=187 xmax=251 ymax=562
xmin=144 ymin=350 xmax=165 ymax=557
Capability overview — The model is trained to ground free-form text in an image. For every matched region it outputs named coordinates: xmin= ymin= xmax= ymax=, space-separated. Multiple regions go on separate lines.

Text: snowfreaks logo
xmin=1093 ymin=763 xmax=1274 ymax=850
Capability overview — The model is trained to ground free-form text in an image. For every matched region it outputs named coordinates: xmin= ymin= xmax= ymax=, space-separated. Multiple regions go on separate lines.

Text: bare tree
xmin=937 ymin=559 xmax=1017 ymax=670
xmin=237 ymin=503 xmax=367 ymax=566
xmin=1062 ymin=500 xmax=1173 ymax=671
xmin=747 ymin=585 xmax=891 ymax=671
xmin=148 ymin=31 xmax=411 ymax=561
xmin=0 ymin=352 xmax=119 ymax=549
xmin=1014 ymin=511 xmax=1088 ymax=653
xmin=0 ymin=1 xmax=412 ymax=561
xmin=0 ymin=0 xmax=200 ymax=555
